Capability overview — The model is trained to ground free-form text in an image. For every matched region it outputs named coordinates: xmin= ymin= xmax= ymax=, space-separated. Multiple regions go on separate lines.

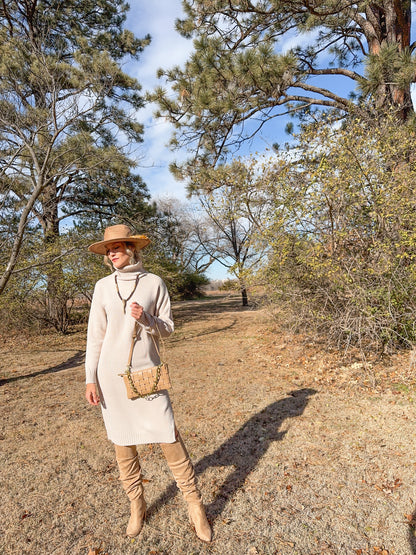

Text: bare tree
xmin=193 ymin=160 xmax=270 ymax=306
xmin=155 ymin=197 xmax=215 ymax=274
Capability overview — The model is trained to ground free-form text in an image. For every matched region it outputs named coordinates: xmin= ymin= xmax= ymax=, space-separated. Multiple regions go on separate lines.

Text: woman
xmin=85 ymin=224 xmax=212 ymax=542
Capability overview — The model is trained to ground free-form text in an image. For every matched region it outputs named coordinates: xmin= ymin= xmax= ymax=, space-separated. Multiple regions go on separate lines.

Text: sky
xmin=126 ymin=1 xmax=416 ymax=192
xmin=126 ymin=1 xmax=239 ymax=279
xmin=124 ymin=1 xmax=314 ymax=280
xmin=126 ymin=0 xmax=300 ymax=203
xmin=126 ymin=1 xmax=194 ymax=201
xmin=124 ymin=1 xmax=416 ymax=279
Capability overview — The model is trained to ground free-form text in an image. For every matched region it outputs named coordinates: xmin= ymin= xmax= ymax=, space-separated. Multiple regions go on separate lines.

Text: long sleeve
xmin=85 ymin=282 xmax=107 ymax=384
xmin=138 ymin=278 xmax=174 ymax=339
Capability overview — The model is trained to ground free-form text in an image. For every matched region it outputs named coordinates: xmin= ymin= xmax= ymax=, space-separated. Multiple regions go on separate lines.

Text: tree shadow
xmin=172 ymin=295 xmax=252 ymax=326
xmin=168 ymin=318 xmax=238 ymax=344
xmin=0 ymin=351 xmax=85 ymax=386
xmin=147 ymin=388 xmax=317 ymax=522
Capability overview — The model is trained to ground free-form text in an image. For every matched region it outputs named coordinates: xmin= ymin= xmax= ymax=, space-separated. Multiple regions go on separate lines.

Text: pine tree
xmin=0 ymin=0 xmax=150 ymax=331
xmin=154 ymin=0 xmax=415 ymax=169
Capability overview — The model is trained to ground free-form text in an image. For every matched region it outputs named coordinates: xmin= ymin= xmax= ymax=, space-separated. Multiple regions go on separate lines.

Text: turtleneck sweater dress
xmin=85 ymin=261 xmax=176 ymax=446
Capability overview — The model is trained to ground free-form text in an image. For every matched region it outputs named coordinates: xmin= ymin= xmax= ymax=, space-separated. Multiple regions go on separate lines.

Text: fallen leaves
xmin=3 ymin=297 xmax=416 ymax=554
xmin=405 ymin=513 xmax=416 ymax=527
xmin=87 ymin=547 xmax=108 ymax=555
xmin=374 ymin=477 xmax=403 ymax=494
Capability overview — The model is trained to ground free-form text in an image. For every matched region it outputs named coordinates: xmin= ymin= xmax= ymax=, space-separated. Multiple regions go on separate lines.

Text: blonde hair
xmin=104 ymin=241 xmax=142 ymax=268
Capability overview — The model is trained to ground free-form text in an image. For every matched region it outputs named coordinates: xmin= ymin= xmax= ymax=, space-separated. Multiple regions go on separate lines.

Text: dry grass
xmin=1 ymin=293 xmax=416 ymax=554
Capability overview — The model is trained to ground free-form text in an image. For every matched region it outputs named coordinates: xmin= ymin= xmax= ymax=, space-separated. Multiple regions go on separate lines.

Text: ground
xmin=1 ymin=294 xmax=416 ymax=555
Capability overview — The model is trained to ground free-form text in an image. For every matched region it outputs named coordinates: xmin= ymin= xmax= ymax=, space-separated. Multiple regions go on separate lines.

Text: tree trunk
xmin=241 ymin=286 xmax=248 ymax=307
xmin=0 ymin=177 xmax=46 ymax=296
xmin=41 ymin=182 xmax=69 ymax=333
xmin=366 ymin=1 xmax=413 ymax=119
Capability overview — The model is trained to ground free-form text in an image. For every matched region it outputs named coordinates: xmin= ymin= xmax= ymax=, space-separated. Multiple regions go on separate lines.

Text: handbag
xmin=119 ymin=322 xmax=172 ymax=399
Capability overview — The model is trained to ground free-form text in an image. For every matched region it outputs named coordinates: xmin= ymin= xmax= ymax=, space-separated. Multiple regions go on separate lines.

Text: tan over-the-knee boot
xmin=114 ymin=444 xmax=146 ymax=538
xmin=160 ymin=431 xmax=212 ymax=542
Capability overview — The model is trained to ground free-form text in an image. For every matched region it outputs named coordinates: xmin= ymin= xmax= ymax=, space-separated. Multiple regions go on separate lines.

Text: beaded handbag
xmin=119 ymin=322 xmax=172 ymax=399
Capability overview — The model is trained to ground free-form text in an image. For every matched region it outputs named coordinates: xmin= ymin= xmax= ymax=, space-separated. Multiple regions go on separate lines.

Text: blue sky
xmin=125 ymin=1 xmax=416 ymax=279
xmin=126 ymin=1 xmax=194 ymax=200
xmin=127 ymin=1 xmax=239 ymax=279
xmin=126 ymin=0 xmax=299 ymax=202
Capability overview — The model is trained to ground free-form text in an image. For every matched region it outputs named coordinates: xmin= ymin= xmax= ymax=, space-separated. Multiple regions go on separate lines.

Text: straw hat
xmin=88 ymin=224 xmax=151 ymax=255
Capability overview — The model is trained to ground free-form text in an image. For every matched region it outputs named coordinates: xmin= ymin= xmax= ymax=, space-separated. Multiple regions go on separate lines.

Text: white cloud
xmin=280 ymin=28 xmax=320 ymax=54
xmin=128 ymin=7 xmax=193 ymax=89
xmin=125 ymin=1 xmax=194 ymax=200
xmin=137 ymin=112 xmax=191 ymax=199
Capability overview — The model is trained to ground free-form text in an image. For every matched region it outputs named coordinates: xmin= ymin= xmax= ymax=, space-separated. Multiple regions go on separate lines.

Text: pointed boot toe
xmin=126 ymin=497 xmax=146 ymax=538
xmin=188 ymin=501 xmax=212 ymax=542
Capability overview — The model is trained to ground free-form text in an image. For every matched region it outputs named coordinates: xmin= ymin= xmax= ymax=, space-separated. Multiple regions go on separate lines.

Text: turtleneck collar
xmin=114 ymin=261 xmax=145 ymax=280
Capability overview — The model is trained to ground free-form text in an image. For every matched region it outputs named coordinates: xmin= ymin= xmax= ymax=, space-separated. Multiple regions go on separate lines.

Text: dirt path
xmin=1 ymin=295 xmax=416 ymax=554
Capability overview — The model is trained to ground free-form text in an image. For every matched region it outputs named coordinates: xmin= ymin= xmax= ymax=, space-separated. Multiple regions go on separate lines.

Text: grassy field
xmin=1 ymin=294 xmax=416 ymax=554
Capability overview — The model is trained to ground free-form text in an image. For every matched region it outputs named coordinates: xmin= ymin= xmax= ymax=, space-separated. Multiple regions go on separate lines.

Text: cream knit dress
xmin=85 ymin=262 xmax=176 ymax=446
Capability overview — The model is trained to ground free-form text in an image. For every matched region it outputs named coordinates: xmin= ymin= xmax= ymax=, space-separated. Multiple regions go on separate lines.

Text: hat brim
xmin=88 ymin=235 xmax=151 ymax=255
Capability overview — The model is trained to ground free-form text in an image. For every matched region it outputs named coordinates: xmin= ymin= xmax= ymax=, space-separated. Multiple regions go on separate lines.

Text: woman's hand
xmin=86 ymin=383 xmax=100 ymax=406
xmin=130 ymin=301 xmax=144 ymax=321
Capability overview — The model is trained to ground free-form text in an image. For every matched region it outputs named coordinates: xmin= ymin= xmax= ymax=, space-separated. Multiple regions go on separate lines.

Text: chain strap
xmin=124 ymin=362 xmax=163 ymax=398
xmin=121 ymin=319 xmax=165 ymax=398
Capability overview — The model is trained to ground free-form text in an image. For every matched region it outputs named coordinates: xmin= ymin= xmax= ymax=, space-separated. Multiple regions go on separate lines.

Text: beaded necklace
xmin=114 ymin=274 xmax=140 ymax=314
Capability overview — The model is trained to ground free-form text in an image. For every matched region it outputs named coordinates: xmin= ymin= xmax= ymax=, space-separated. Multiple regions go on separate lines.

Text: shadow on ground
xmin=0 ymin=351 xmax=85 ymax=385
xmin=409 ymin=509 xmax=416 ymax=553
xmin=172 ymin=295 xmax=253 ymax=326
xmin=168 ymin=318 xmax=238 ymax=344
xmin=148 ymin=388 xmax=317 ymax=524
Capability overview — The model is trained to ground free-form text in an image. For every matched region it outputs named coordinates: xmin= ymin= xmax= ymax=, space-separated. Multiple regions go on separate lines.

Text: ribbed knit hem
xmin=108 ymin=421 xmax=176 ymax=446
